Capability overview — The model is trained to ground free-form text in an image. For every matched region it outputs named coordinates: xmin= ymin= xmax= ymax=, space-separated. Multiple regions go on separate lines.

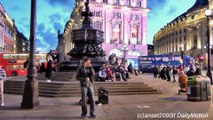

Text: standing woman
xmin=46 ymin=55 xmax=53 ymax=82
xmin=76 ymin=57 xmax=96 ymax=119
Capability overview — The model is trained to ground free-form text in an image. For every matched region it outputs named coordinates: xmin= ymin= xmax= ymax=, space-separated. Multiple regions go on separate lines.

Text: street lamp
xmin=205 ymin=8 xmax=213 ymax=84
xmin=121 ymin=45 xmax=129 ymax=66
xmin=21 ymin=0 xmax=39 ymax=108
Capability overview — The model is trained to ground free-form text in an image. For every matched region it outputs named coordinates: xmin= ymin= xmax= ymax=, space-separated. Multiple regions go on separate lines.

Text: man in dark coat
xmin=76 ymin=57 xmax=96 ymax=119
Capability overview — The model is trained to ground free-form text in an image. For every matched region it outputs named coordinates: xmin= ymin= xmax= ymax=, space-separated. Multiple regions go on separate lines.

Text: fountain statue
xmin=68 ymin=0 xmax=106 ymax=71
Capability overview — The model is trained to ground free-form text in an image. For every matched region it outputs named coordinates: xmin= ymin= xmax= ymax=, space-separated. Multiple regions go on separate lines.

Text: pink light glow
xmin=89 ymin=0 xmax=148 ymax=59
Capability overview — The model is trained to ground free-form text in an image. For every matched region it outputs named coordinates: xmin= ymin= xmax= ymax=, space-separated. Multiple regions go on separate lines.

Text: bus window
xmin=13 ymin=65 xmax=19 ymax=70
xmin=6 ymin=66 xmax=12 ymax=70
xmin=3 ymin=54 xmax=10 ymax=59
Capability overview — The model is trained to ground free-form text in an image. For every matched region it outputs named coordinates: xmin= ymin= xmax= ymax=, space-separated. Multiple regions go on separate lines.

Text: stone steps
xmin=4 ymin=79 xmax=162 ymax=97
xmin=36 ymin=72 xmax=75 ymax=81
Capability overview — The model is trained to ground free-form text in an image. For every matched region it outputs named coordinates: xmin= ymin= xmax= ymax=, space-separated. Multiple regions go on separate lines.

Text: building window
xmin=113 ymin=12 xmax=121 ymax=19
xmin=111 ymin=23 xmax=121 ymax=44
xmin=211 ymin=49 xmax=213 ymax=55
xmin=131 ymin=14 xmax=139 ymax=20
xmin=194 ymin=37 xmax=197 ymax=48
xmin=184 ymin=35 xmax=186 ymax=41
xmin=179 ymin=30 xmax=182 ymax=34
xmin=93 ymin=11 xmax=102 ymax=17
xmin=179 ymin=37 xmax=182 ymax=42
xmin=103 ymin=0 xmax=108 ymax=3
xmin=94 ymin=21 xmax=102 ymax=31
xmin=114 ymin=0 xmax=119 ymax=5
xmin=184 ymin=28 xmax=187 ymax=33
xmin=136 ymin=1 xmax=141 ymax=7
xmin=126 ymin=0 xmax=131 ymax=6
xmin=129 ymin=25 xmax=138 ymax=45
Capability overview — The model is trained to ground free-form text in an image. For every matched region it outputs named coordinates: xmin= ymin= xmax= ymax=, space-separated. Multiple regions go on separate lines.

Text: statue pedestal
xmin=69 ymin=57 xmax=106 ymax=71
xmin=67 ymin=0 xmax=106 ymax=71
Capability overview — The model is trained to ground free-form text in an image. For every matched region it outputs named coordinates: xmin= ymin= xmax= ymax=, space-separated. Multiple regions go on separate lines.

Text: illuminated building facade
xmin=61 ymin=0 xmax=149 ymax=61
xmin=0 ymin=3 xmax=16 ymax=53
xmin=153 ymin=0 xmax=213 ymax=67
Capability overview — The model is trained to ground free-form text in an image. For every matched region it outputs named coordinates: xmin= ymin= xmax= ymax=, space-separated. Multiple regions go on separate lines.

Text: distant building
xmin=16 ymin=30 xmax=29 ymax=53
xmin=153 ymin=0 xmax=213 ymax=67
xmin=147 ymin=44 xmax=154 ymax=55
xmin=61 ymin=0 xmax=149 ymax=61
xmin=0 ymin=3 xmax=16 ymax=53
xmin=0 ymin=4 xmax=5 ymax=52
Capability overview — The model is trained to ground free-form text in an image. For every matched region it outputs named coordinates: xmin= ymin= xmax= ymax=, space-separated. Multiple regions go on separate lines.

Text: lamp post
xmin=121 ymin=45 xmax=129 ymax=66
xmin=205 ymin=8 xmax=213 ymax=84
xmin=21 ymin=0 xmax=39 ymax=108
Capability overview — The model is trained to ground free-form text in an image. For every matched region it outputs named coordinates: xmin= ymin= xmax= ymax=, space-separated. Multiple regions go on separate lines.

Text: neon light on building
xmin=62 ymin=0 xmax=149 ymax=60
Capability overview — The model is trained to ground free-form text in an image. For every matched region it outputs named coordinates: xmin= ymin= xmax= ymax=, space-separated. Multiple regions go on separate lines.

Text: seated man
xmin=98 ymin=67 xmax=107 ymax=82
xmin=118 ymin=64 xmax=127 ymax=81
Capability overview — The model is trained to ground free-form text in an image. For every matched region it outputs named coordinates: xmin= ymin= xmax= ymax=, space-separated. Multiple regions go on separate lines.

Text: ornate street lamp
xmin=121 ymin=45 xmax=129 ymax=66
xmin=205 ymin=8 xmax=213 ymax=84
xmin=21 ymin=0 xmax=39 ymax=108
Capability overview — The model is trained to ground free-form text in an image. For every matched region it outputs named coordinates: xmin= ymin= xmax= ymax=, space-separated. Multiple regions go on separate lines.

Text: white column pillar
xmin=197 ymin=24 xmax=201 ymax=49
xmin=141 ymin=13 xmax=147 ymax=45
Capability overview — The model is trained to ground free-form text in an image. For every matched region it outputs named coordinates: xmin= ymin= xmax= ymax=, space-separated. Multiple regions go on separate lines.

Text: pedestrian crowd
xmin=152 ymin=60 xmax=202 ymax=93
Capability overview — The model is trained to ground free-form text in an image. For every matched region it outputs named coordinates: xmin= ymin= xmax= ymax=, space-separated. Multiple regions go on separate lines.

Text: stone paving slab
xmin=0 ymin=74 xmax=213 ymax=120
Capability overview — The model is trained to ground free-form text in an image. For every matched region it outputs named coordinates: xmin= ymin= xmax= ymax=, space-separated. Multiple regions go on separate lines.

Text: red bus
xmin=0 ymin=53 xmax=47 ymax=76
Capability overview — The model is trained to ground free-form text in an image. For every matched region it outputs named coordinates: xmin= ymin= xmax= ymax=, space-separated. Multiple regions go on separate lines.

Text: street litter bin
xmin=187 ymin=75 xmax=211 ymax=101
xmin=202 ymin=76 xmax=211 ymax=101
xmin=98 ymin=87 xmax=108 ymax=104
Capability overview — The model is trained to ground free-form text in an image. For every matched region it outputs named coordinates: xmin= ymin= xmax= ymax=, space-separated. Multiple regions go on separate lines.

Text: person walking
xmin=166 ymin=66 xmax=171 ymax=81
xmin=153 ymin=66 xmax=158 ymax=78
xmin=76 ymin=57 xmax=96 ymax=119
xmin=172 ymin=66 xmax=178 ymax=82
xmin=160 ymin=67 xmax=167 ymax=80
xmin=45 ymin=55 xmax=53 ymax=82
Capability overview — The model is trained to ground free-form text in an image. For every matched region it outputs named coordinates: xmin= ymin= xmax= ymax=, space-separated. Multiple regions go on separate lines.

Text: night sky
xmin=1 ymin=0 xmax=196 ymax=52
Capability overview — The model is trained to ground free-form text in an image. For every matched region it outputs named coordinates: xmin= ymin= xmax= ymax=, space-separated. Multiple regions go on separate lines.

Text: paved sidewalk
xmin=0 ymin=74 xmax=212 ymax=120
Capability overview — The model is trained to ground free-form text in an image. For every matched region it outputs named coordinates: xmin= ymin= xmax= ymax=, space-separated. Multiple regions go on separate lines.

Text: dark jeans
xmin=166 ymin=74 xmax=171 ymax=81
xmin=81 ymin=86 xmax=96 ymax=116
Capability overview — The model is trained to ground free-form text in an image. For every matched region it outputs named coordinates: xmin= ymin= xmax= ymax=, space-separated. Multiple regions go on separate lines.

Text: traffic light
xmin=198 ymin=55 xmax=204 ymax=62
